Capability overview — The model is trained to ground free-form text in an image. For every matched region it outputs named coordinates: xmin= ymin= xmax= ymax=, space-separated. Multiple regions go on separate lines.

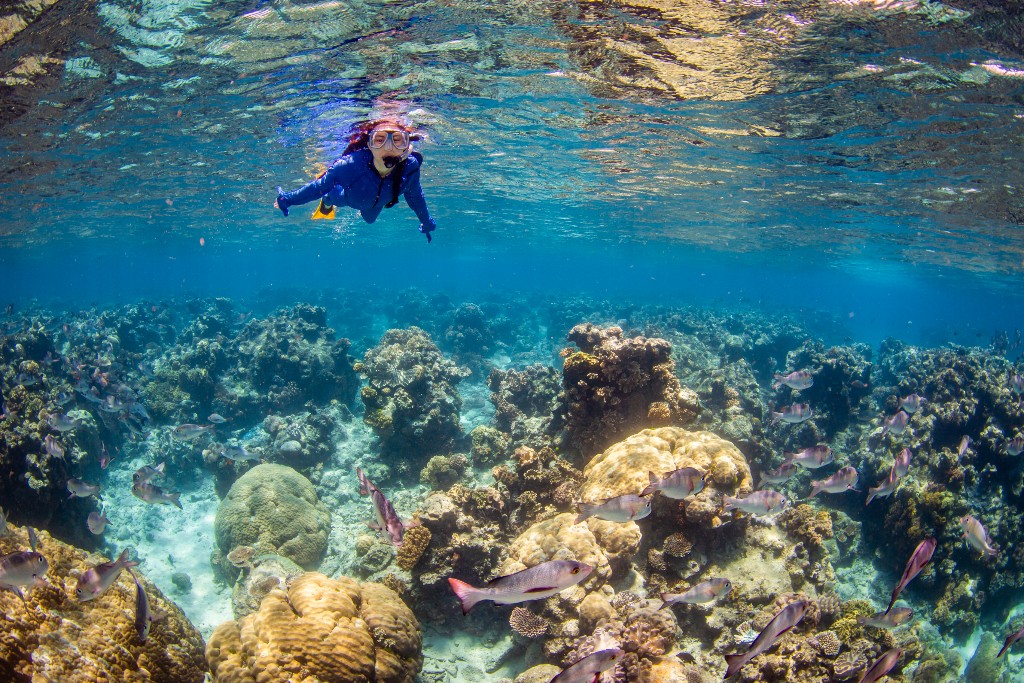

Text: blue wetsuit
xmin=277 ymin=148 xmax=435 ymax=233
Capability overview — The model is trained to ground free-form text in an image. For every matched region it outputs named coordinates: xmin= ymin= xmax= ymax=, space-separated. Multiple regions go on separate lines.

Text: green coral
xmin=420 ymin=454 xmax=468 ymax=490
xmin=470 ymin=426 xmax=511 ymax=467
xmin=832 ymin=599 xmax=874 ymax=642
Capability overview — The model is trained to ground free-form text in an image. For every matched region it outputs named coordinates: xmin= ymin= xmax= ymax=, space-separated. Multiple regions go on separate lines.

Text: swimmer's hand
xmin=419 ymin=219 xmax=435 ymax=243
xmin=275 ymin=187 xmax=290 ymax=217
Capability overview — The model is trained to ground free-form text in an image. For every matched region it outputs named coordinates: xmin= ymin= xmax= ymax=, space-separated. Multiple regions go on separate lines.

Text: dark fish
xmin=550 ymin=647 xmax=623 ymax=683
xmin=724 ymin=600 xmax=809 ymax=678
xmin=850 ymin=379 xmax=870 ymax=389
xmin=448 ymin=560 xmax=592 ymax=614
xmin=130 ymin=571 xmax=153 ymax=640
xmin=998 ymin=624 xmax=1024 ymax=657
xmin=858 ymin=648 xmax=902 ymax=683
xmin=357 ymin=467 xmax=404 ymax=546
xmin=76 ymin=548 xmax=138 ymax=601
xmin=1010 ymin=374 xmax=1024 ymax=395
xmin=27 ymin=526 xmax=38 ymax=553
xmin=576 ymin=493 xmax=653 ymax=524
xmin=886 ymin=537 xmax=936 ymax=613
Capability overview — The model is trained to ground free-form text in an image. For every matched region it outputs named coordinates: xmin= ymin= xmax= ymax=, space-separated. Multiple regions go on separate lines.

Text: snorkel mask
xmin=368 ymin=128 xmax=411 ymax=168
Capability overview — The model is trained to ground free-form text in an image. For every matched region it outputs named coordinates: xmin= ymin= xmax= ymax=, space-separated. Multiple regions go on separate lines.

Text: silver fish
xmin=722 ymin=490 xmax=788 ymax=516
xmin=758 ymin=462 xmax=798 ymax=488
xmin=131 ymin=571 xmax=153 ymax=640
xmin=357 ymin=467 xmax=404 ymax=546
xmin=999 ymin=624 xmax=1024 ymax=658
xmin=724 ymin=600 xmax=809 ymax=678
xmin=866 ymin=467 xmax=899 ymax=506
xmin=882 ymin=411 xmax=910 ymax=436
xmin=784 ymin=444 xmax=833 ymax=469
xmin=660 ymin=578 xmax=731 ymax=608
xmin=56 ymin=391 xmax=75 ymax=405
xmin=27 ymin=526 xmax=38 ymax=553
xmin=550 ymin=647 xmax=624 ymax=683
xmin=1010 ymin=374 xmax=1024 ymax=395
xmin=772 ymin=403 xmax=813 ymax=424
xmin=894 ymin=448 xmax=912 ymax=478
xmin=76 ymin=548 xmax=138 ymax=601
xmin=221 ymin=444 xmax=260 ymax=462
xmin=43 ymin=434 xmax=65 ymax=459
xmin=1007 ymin=436 xmax=1024 ymax=457
xmin=576 ymin=493 xmax=652 ymax=524
xmin=958 ymin=435 xmax=971 ymax=458
xmin=0 ymin=551 xmax=48 ymax=599
xmin=132 ymin=462 xmax=165 ymax=486
xmin=900 ymin=393 xmax=926 ymax=414
xmin=858 ymin=648 xmax=902 ymax=683
xmin=772 ymin=370 xmax=813 ymax=391
xmin=207 ymin=413 xmax=227 ymax=424
xmin=171 ymin=424 xmax=215 ymax=441
xmin=807 ymin=466 xmax=859 ymax=499
xmin=87 ymin=511 xmax=111 ymax=535
xmin=46 ymin=413 xmax=79 ymax=432
xmin=132 ymin=481 xmax=182 ymax=509
xmin=858 ymin=607 xmax=914 ymax=629
xmin=448 ymin=559 xmax=592 ymax=614
xmin=887 ymin=537 xmax=936 ymax=612
xmin=67 ymin=478 xmax=101 ymax=499
xmin=960 ymin=515 xmax=998 ymax=558
xmin=642 ymin=467 xmax=704 ymax=499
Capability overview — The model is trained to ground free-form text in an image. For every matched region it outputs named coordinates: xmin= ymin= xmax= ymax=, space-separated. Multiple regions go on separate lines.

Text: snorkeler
xmin=274 ymin=119 xmax=437 ymax=242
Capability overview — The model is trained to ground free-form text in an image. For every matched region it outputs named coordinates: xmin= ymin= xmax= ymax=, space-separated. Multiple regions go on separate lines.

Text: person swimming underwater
xmin=274 ymin=119 xmax=437 ymax=242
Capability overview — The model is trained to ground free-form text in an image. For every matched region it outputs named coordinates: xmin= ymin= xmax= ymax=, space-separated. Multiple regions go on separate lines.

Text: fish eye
xmin=572 ymin=567 xmax=580 ymax=574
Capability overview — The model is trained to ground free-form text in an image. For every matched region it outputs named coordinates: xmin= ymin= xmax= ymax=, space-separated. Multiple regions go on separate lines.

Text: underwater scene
xmin=3 ymin=1 xmax=1024 ymax=682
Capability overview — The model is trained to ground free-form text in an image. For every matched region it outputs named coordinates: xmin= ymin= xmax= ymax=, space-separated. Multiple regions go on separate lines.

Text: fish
xmin=900 ymin=393 xmax=926 ymax=414
xmin=0 ymin=507 xmax=6 ymax=536
xmin=722 ymin=490 xmax=788 ymax=516
xmin=866 ymin=467 xmax=899 ymax=506
xmin=758 ymin=462 xmax=798 ymax=488
xmin=575 ymin=493 xmax=653 ymax=524
xmin=858 ymin=648 xmax=902 ymax=683
xmin=447 ymin=559 xmax=593 ymax=614
xmin=130 ymin=571 xmax=153 ymax=640
xmin=226 ymin=546 xmax=257 ymax=568
xmin=1010 ymin=374 xmax=1024 ymax=395
xmin=171 ymin=424 xmax=215 ymax=441
xmin=46 ymin=413 xmax=80 ymax=432
xmin=783 ymin=444 xmax=833 ymax=469
xmin=958 ymin=435 xmax=971 ymax=458
xmin=960 ymin=515 xmax=998 ymax=558
xmin=807 ymin=466 xmax=859 ymax=499
xmin=850 ymin=379 xmax=870 ymax=389
xmin=886 ymin=537 xmax=937 ymax=613
xmin=659 ymin=578 xmax=732 ymax=608
xmin=357 ymin=467 xmax=405 ymax=546
xmin=16 ymin=373 xmax=38 ymax=387
xmin=881 ymin=411 xmax=910 ymax=436
xmin=772 ymin=370 xmax=813 ymax=391
xmin=857 ymin=607 xmax=914 ymax=629
xmin=771 ymin=403 xmax=813 ymax=424
xmin=998 ymin=624 xmax=1024 ymax=657
xmin=132 ymin=462 xmax=165 ymax=486
xmin=56 ymin=391 xmax=75 ymax=405
xmin=99 ymin=442 xmax=115 ymax=469
xmin=724 ymin=600 xmax=809 ymax=678
xmin=43 ymin=435 xmax=65 ymax=459
xmin=1007 ymin=436 xmax=1024 ymax=456
xmin=132 ymin=481 xmax=182 ymax=509
xmin=893 ymin=448 xmax=912 ymax=478
xmin=550 ymin=647 xmax=624 ymax=683
xmin=0 ymin=551 xmax=49 ymax=599
xmin=87 ymin=511 xmax=111 ymax=535
xmin=76 ymin=548 xmax=139 ymax=601
xmin=67 ymin=478 xmax=101 ymax=499
xmin=642 ymin=467 xmax=705 ymax=499
xmin=27 ymin=526 xmax=38 ymax=552
xmin=221 ymin=444 xmax=260 ymax=462
xmin=207 ymin=413 xmax=228 ymax=424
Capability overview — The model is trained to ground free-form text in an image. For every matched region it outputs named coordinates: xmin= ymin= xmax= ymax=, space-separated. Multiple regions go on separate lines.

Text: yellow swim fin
xmin=311 ymin=200 xmax=335 ymax=220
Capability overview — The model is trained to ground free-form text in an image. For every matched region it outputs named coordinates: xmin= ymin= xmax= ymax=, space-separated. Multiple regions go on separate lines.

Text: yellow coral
xmin=207 ymin=573 xmax=422 ymax=683
xmin=395 ymin=526 xmax=431 ymax=571
xmin=501 ymin=513 xmax=635 ymax=583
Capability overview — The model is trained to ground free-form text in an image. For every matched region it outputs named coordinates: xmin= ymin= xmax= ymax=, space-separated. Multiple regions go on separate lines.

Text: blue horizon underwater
xmin=3 ymin=1 xmax=1024 ymax=683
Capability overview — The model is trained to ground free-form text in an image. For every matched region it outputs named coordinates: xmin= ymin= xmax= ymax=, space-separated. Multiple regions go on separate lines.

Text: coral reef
xmin=491 ymin=445 xmax=583 ymax=532
xmin=487 ymin=363 xmax=562 ymax=450
xmin=395 ymin=525 xmax=432 ymax=572
xmin=420 ymin=453 xmax=469 ymax=490
xmin=207 ymin=572 xmax=422 ymax=683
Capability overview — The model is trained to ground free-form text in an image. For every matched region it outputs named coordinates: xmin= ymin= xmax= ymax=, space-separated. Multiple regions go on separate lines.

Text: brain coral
xmin=215 ymin=463 xmax=331 ymax=570
xmin=0 ymin=524 xmax=207 ymax=682
xmin=206 ymin=573 xmax=422 ymax=683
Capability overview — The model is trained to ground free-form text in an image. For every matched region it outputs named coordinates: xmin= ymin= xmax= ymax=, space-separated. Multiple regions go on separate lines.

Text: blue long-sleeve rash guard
xmin=280 ymin=148 xmax=434 ymax=227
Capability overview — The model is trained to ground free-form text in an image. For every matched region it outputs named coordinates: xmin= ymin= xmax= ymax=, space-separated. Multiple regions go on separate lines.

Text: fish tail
xmin=169 ymin=492 xmax=182 ymax=510
xmin=866 ymin=488 xmax=877 ymax=506
xmin=856 ymin=616 xmax=866 ymax=625
xmin=806 ymin=485 xmax=820 ymax=500
xmin=998 ymin=641 xmax=1011 ymax=658
xmin=641 ymin=472 xmax=659 ymax=496
xmin=721 ymin=496 xmax=737 ymax=512
xmin=575 ymin=503 xmax=594 ymax=525
xmin=772 ymin=374 xmax=783 ymax=390
xmin=658 ymin=593 xmax=673 ymax=610
xmin=356 ymin=467 xmax=370 ymax=496
xmin=724 ymin=653 xmax=747 ymax=679
xmin=448 ymin=578 xmax=484 ymax=615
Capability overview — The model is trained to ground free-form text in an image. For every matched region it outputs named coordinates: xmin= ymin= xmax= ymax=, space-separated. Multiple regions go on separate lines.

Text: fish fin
xmin=574 ymin=503 xmax=593 ymax=525
xmin=724 ymin=653 xmax=747 ymax=679
xmin=170 ymin=492 xmax=182 ymax=510
xmin=156 ymin=462 xmax=165 ymax=475
xmin=311 ymin=200 xmax=335 ymax=220
xmin=998 ymin=640 xmax=1011 ymax=658
xmin=366 ymin=521 xmax=382 ymax=532
xmin=447 ymin=578 xmax=482 ymax=615
xmin=356 ymin=467 xmax=370 ymax=496
xmin=641 ymin=472 xmax=659 ymax=496
xmin=721 ymin=496 xmax=736 ymax=512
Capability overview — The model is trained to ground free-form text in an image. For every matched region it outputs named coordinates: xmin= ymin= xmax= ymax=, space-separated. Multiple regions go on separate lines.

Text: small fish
xmin=131 ymin=571 xmax=154 ymax=640
xmin=575 ymin=493 xmax=653 ymax=524
xmin=357 ymin=467 xmax=405 ymax=546
xmin=850 ymin=379 xmax=870 ymax=389
xmin=447 ymin=559 xmax=593 ymax=614
xmin=783 ymin=444 xmax=833 ymax=469
xmin=4 ymin=303 xmax=11 ymax=316
xmin=807 ymin=466 xmax=859 ymax=499
xmin=886 ymin=537 xmax=936 ymax=613
xmin=550 ymin=647 xmax=624 ymax=683
xmin=132 ymin=481 xmax=182 ymax=509
xmin=207 ymin=413 xmax=228 ymax=424
xmin=772 ymin=403 xmax=813 ymax=424
xmin=76 ymin=548 xmax=139 ymax=601
xmin=958 ymin=435 xmax=971 ymax=458
xmin=1007 ymin=436 xmax=1024 ymax=456
xmin=858 ymin=648 xmax=902 ymax=683
xmin=960 ymin=515 xmax=998 ymax=558
xmin=758 ymin=462 xmax=798 ymax=488
xmin=857 ymin=607 xmax=914 ymax=629
xmin=881 ymin=411 xmax=910 ymax=436
xmin=1010 ymin=374 xmax=1024 ymax=395
xmin=43 ymin=435 xmax=65 ymax=459
xmin=56 ymin=391 xmax=75 ymax=405
xmin=722 ymin=490 xmax=788 ymax=516
xmin=642 ymin=467 xmax=705 ymax=499
xmin=133 ymin=462 xmax=166 ymax=486
xmin=87 ymin=511 xmax=111 ymax=535
xmin=171 ymin=424 xmax=215 ymax=441
xmin=998 ymin=623 xmax=1024 ymax=658
xmin=772 ymin=370 xmax=813 ymax=391
xmin=27 ymin=526 xmax=38 ymax=552
xmin=659 ymin=578 xmax=732 ymax=608
xmin=15 ymin=373 xmax=38 ymax=387
xmin=893 ymin=448 xmax=912 ymax=478
xmin=67 ymin=478 xmax=101 ymax=499
xmin=226 ymin=545 xmax=257 ymax=568
xmin=724 ymin=600 xmax=809 ymax=678
xmin=900 ymin=393 xmax=926 ymax=414
xmin=46 ymin=413 xmax=79 ymax=432
xmin=221 ymin=444 xmax=260 ymax=462
xmin=99 ymin=396 xmax=126 ymax=413
xmin=0 ymin=551 xmax=48 ymax=599
xmin=866 ymin=467 xmax=899 ymax=506
xmin=99 ymin=442 xmax=115 ymax=469
xmin=0 ymin=507 xmax=6 ymax=536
